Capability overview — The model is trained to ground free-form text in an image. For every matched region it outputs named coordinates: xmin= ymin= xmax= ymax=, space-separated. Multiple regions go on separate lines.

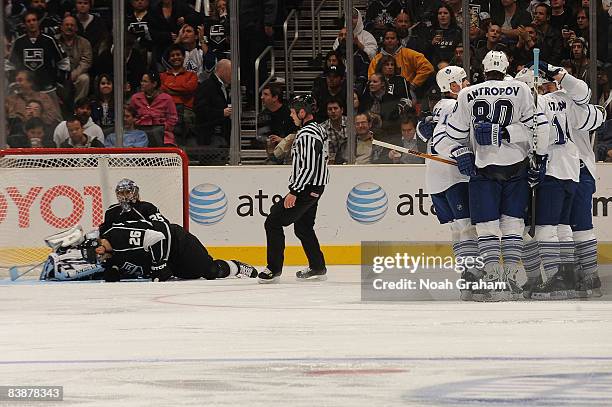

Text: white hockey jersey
xmin=441 ymin=79 xmax=549 ymax=168
xmin=557 ymin=74 xmax=607 ymax=178
xmin=421 ymin=98 xmax=469 ymax=194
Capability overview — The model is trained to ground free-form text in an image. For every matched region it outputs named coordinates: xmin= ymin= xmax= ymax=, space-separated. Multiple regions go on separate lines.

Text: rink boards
xmin=2 ymin=164 xmax=612 ymax=266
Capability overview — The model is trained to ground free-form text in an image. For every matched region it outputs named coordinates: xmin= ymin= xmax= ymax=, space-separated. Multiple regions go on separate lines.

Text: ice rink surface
xmin=1 ymin=266 xmax=612 ymax=407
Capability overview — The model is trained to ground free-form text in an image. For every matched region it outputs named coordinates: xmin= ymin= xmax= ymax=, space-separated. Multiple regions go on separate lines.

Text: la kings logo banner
xmin=24 ymin=48 xmax=44 ymax=70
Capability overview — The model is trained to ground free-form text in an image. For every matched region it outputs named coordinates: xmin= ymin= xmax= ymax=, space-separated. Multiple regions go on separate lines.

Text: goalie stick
xmin=528 ymin=48 xmax=540 ymax=238
xmin=372 ymin=139 xmax=457 ymax=165
xmin=9 ymin=261 xmax=47 ymax=281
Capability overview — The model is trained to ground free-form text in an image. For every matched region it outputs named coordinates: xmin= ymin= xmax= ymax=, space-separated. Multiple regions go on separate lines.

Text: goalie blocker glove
xmin=474 ymin=120 xmax=510 ymax=146
xmin=527 ymin=60 xmax=565 ymax=82
xmin=450 ymin=146 xmax=477 ymax=176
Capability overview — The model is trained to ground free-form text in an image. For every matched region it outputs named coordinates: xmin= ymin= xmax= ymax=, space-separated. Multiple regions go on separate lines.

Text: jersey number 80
xmin=472 ymin=99 xmax=514 ymax=127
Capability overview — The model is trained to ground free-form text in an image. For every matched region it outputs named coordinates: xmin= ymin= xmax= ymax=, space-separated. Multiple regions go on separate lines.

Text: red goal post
xmin=0 ymin=147 xmax=189 ymax=269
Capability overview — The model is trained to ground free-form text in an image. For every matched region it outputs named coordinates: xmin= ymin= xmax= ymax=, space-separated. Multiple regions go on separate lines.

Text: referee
xmin=258 ymin=95 xmax=330 ymax=284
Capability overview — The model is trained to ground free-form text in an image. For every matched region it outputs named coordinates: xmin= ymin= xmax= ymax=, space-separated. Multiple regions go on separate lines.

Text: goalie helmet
xmin=436 ymin=66 xmax=467 ymax=93
xmin=482 ymin=50 xmax=509 ymax=74
xmin=290 ymin=94 xmax=317 ymax=115
xmin=115 ymin=178 xmax=140 ymax=211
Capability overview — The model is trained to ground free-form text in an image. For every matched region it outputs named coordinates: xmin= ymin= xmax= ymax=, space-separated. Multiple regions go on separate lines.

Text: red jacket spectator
xmin=160 ymin=45 xmax=198 ymax=109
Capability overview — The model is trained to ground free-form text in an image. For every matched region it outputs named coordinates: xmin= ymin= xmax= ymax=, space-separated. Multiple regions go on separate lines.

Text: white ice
xmin=1 ymin=266 xmax=611 ymax=406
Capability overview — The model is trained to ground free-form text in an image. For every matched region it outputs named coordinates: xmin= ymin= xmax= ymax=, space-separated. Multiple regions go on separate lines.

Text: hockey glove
xmin=416 ymin=116 xmax=436 ymax=142
xmin=528 ymin=60 xmax=564 ymax=81
xmin=451 ymin=146 xmax=477 ymax=177
xmin=528 ymin=154 xmax=548 ymax=186
xmin=104 ymin=265 xmax=121 ymax=282
xmin=150 ymin=262 xmax=172 ymax=282
xmin=474 ymin=120 xmax=509 ymax=146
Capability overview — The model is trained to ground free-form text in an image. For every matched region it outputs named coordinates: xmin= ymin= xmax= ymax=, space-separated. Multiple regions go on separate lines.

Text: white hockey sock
xmin=522 ymin=239 xmax=541 ymax=280
xmin=575 ymin=239 xmax=598 ymax=277
xmin=477 ymin=235 xmax=501 ymax=274
xmin=539 ymin=241 xmax=560 ymax=280
xmin=226 ymin=260 xmax=239 ymax=277
xmin=501 ymin=234 xmax=523 ymax=270
xmin=559 ymin=241 xmax=575 ymax=265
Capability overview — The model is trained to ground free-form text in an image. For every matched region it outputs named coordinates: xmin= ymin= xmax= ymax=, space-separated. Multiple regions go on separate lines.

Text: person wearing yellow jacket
xmin=368 ymin=27 xmax=435 ymax=92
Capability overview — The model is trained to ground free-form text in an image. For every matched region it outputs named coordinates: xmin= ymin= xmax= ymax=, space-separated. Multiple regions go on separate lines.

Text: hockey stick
xmin=9 ymin=260 xmax=46 ymax=281
xmin=528 ymin=48 xmax=540 ymax=238
xmin=372 ymin=139 xmax=457 ymax=165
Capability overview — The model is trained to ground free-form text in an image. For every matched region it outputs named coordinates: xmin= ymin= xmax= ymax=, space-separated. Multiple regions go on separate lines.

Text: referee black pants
xmin=265 ymin=185 xmax=326 ymax=274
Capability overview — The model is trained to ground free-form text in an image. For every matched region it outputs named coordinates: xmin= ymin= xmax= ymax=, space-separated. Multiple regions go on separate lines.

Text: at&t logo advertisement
xmin=346 ymin=182 xmax=388 ymax=224
xmin=189 ymin=183 xmax=228 ymax=225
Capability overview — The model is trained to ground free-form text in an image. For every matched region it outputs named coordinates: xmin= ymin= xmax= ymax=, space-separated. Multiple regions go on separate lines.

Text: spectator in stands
xmin=60 ymin=115 xmax=105 ymax=148
xmin=6 ymin=70 xmax=62 ymax=132
xmin=161 ymin=44 xmax=198 ymax=144
xmin=59 ymin=15 xmax=92 ymax=102
xmin=8 ymin=117 xmax=55 ymax=148
xmin=550 ymin=0 xmax=574 ymax=31
xmin=565 ymin=37 xmax=590 ymax=82
xmin=312 ymin=50 xmax=343 ymax=95
xmin=256 ymin=83 xmax=297 ymax=163
xmin=474 ymin=24 xmax=503 ymax=63
xmin=75 ymin=0 xmax=110 ymax=76
xmin=394 ymin=9 xmax=427 ymax=54
xmin=353 ymin=111 xmax=385 ymax=164
xmin=335 ymin=27 xmax=371 ymax=95
xmin=333 ymin=8 xmax=378 ymax=61
xmin=126 ymin=0 xmax=155 ymax=68
xmin=105 ymin=106 xmax=149 ymax=148
xmin=54 ymin=98 xmax=105 ymax=147
xmin=491 ymin=0 xmax=532 ymax=45
xmin=368 ymin=28 xmax=434 ymax=96
xmin=90 ymin=74 xmax=114 ymax=129
xmin=28 ymin=0 xmax=62 ymax=37
xmin=238 ymin=0 xmax=277 ymax=108
xmin=532 ymin=3 xmax=562 ymax=64
xmin=597 ymin=64 xmax=611 ymax=118
xmin=427 ymin=5 xmax=462 ymax=65
xmin=580 ymin=0 xmax=609 ymax=61
xmin=388 ymin=115 xmax=425 ymax=164
xmin=204 ymin=0 xmax=230 ymax=61
xmin=130 ymin=71 xmax=179 ymax=146
xmin=194 ymin=59 xmax=232 ymax=146
xmin=375 ymin=54 xmax=412 ymax=102
xmin=312 ymin=65 xmax=347 ymax=123
xmin=151 ymin=0 xmax=197 ymax=66
xmin=176 ymin=24 xmax=217 ymax=83
xmin=360 ymin=72 xmax=407 ymax=145
xmin=365 ymin=0 xmax=402 ymax=44
xmin=513 ymin=23 xmax=538 ymax=67
xmin=321 ymin=99 xmax=348 ymax=164
xmin=7 ymin=10 xmax=70 ymax=93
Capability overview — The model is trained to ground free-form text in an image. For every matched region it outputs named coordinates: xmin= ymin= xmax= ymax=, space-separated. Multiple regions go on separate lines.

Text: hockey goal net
xmin=0 ymin=148 xmax=189 ymax=270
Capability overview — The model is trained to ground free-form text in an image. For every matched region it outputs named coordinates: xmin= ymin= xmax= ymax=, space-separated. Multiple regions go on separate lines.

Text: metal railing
xmin=311 ymin=0 xmax=329 ymax=60
xmin=283 ymin=9 xmax=299 ymax=97
xmin=254 ymin=45 xmax=276 ymax=142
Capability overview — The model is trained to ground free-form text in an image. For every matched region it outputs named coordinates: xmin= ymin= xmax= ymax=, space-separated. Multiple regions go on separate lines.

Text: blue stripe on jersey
xmin=579 ymin=106 xmax=591 ymax=130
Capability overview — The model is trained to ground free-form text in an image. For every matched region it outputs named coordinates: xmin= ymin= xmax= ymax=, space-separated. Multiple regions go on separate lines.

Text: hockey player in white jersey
xmin=437 ymin=51 xmax=549 ymax=301
xmin=416 ymin=66 xmax=481 ymax=300
xmin=517 ymin=63 xmax=606 ymax=298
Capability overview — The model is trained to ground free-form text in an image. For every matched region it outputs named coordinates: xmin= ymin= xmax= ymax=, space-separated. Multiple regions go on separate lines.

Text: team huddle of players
xmin=416 ymin=50 xmax=606 ymax=302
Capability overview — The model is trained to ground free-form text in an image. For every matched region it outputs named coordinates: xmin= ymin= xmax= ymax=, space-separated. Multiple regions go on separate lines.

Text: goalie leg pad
xmin=44 ymin=225 xmax=85 ymax=251
xmin=41 ymin=250 xmax=104 ymax=281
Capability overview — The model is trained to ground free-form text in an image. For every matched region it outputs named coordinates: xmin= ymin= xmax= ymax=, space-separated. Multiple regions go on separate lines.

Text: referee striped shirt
xmin=288 ymin=120 xmax=330 ymax=194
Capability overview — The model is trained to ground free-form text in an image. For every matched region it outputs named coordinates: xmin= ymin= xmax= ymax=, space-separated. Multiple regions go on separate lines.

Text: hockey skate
xmin=575 ymin=273 xmax=602 ymax=298
xmin=503 ymin=268 xmax=523 ymax=301
xmin=531 ymin=272 xmax=576 ymax=300
xmin=296 ymin=267 xmax=327 ymax=281
xmin=522 ymin=276 xmax=542 ymax=299
xmin=459 ymin=269 xmax=483 ymax=301
xmin=258 ymin=268 xmax=281 ymax=284
xmin=231 ymin=260 xmax=258 ymax=278
xmin=472 ymin=269 xmax=513 ymax=302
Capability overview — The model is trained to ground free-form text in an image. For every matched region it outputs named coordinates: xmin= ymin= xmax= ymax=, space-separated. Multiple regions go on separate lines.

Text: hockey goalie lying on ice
xmin=39 ymin=224 xmax=258 ymax=282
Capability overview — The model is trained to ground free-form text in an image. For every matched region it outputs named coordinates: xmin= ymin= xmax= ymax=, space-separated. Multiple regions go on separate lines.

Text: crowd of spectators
xmin=2 ymin=0 xmax=611 ymax=163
